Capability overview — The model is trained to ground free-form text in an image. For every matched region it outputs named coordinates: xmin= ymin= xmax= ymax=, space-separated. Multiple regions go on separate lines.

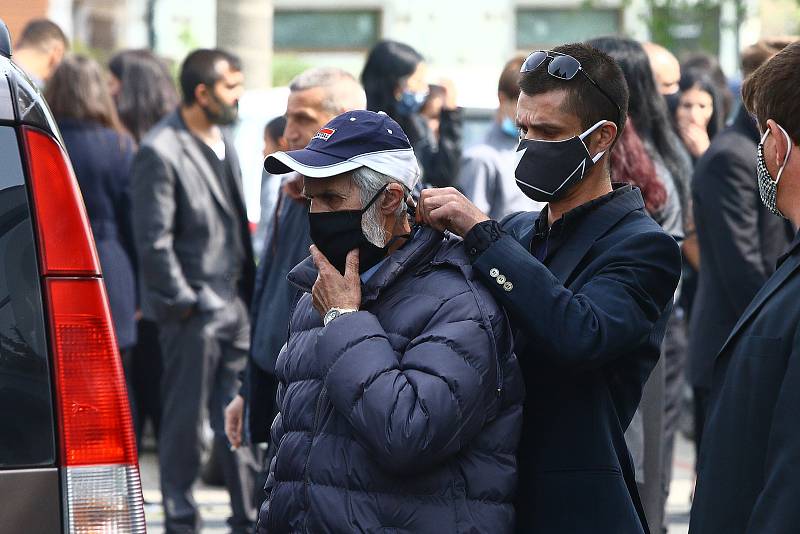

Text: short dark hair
xmin=498 ymin=55 xmax=526 ymax=101
xmin=742 ymin=41 xmax=800 ymax=144
xmin=179 ymin=48 xmax=241 ymax=105
xmin=264 ymin=115 xmax=287 ymax=143
xmin=519 ymin=43 xmax=629 ymax=145
xmin=741 ymin=37 xmax=797 ymax=78
xmin=16 ymin=19 xmax=68 ymax=51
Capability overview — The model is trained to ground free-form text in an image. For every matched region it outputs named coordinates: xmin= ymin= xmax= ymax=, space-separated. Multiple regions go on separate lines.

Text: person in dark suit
xmin=131 ymin=49 xmax=257 ymax=534
xmin=688 ymin=40 xmax=795 ymax=447
xmin=45 ymin=54 xmax=138 ymax=399
xmin=418 ymin=43 xmax=682 ymax=534
xmin=689 ymin=41 xmax=800 ymax=534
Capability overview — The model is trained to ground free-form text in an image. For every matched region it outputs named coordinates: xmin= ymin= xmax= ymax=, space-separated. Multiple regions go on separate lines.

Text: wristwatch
xmin=323 ymin=307 xmax=358 ymax=326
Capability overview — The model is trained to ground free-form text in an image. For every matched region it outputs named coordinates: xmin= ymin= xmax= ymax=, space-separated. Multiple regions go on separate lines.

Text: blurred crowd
xmin=12 ymin=16 xmax=800 ymax=534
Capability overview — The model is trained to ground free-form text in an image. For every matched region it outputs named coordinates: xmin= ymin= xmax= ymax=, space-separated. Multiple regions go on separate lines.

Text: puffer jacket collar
xmin=287 ymin=225 xmax=466 ymax=306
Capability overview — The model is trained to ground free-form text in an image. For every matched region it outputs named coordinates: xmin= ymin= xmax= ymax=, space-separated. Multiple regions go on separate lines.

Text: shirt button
xmin=470 ymin=247 xmax=478 ymax=255
xmin=504 ymin=282 xmax=514 ymax=292
xmin=496 ymin=275 xmax=507 ymax=284
xmin=489 ymin=268 xmax=499 ymax=278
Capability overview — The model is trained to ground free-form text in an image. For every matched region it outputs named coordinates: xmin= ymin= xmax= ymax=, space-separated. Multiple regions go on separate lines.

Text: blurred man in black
xmin=690 ymin=41 xmax=800 ymax=534
xmin=688 ymin=38 xmax=795 ymax=446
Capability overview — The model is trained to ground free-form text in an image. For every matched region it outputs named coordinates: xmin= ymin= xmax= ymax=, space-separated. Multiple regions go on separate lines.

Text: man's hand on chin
xmin=417 ymin=187 xmax=490 ymax=238
xmin=310 ymin=246 xmax=361 ymax=317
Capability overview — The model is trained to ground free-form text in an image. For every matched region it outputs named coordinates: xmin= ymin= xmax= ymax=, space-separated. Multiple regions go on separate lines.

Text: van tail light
xmin=45 ymin=278 xmax=145 ymax=533
xmin=25 ymin=125 xmax=145 ymax=532
xmin=23 ymin=126 xmax=101 ymax=276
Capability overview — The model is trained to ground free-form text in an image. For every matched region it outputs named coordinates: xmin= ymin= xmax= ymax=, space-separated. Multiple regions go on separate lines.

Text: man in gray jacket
xmin=131 ymin=49 xmax=257 ymax=533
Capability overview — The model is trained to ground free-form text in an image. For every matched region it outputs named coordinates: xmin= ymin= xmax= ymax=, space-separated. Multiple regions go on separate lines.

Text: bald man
xmin=644 ymin=42 xmax=681 ymax=96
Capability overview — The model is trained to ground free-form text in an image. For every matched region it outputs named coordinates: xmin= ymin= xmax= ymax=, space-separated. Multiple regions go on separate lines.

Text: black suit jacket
xmin=690 ymin=232 xmax=800 ymax=534
xmin=689 ymin=108 xmax=794 ymax=389
xmin=472 ymin=187 xmax=681 ymax=533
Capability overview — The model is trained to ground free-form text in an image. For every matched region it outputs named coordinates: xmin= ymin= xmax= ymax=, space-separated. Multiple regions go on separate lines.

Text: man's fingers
xmin=344 ymin=249 xmax=359 ymax=279
xmin=310 ymin=244 xmax=336 ymax=274
xmin=309 ymin=245 xmax=322 ymax=267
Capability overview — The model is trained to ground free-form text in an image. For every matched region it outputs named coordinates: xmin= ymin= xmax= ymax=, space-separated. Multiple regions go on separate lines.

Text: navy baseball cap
xmin=264 ymin=110 xmax=421 ymax=190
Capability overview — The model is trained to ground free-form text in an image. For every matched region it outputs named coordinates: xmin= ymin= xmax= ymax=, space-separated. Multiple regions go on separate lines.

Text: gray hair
xmin=351 ymin=166 xmax=408 ymax=247
xmin=289 ymin=67 xmax=367 ymax=115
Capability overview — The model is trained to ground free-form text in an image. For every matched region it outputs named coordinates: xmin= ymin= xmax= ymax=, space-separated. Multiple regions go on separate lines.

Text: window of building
xmin=516 ymin=8 xmax=622 ymax=50
xmin=274 ymin=9 xmax=381 ymax=51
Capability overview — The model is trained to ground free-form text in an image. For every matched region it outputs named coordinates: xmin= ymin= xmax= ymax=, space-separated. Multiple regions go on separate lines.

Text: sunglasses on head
xmin=521 ymin=50 xmax=622 ymax=123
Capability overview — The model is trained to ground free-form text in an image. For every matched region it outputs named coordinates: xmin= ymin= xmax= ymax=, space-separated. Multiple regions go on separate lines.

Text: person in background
xmin=12 ymin=18 xmax=68 ymax=87
xmin=689 ymin=41 xmax=800 ymax=534
xmin=109 ymin=49 xmax=179 ymax=143
xmin=458 ymin=55 xmax=545 ymax=219
xmin=674 ymin=68 xmax=725 ymax=162
xmin=361 ymin=40 xmax=463 ymax=187
xmin=253 ymin=116 xmax=288 ymax=258
xmin=108 ymin=48 xmax=180 ymax=449
xmin=643 ymin=42 xmax=681 ymax=97
xmin=224 ymin=68 xmax=367 ymax=454
xmin=45 ymin=54 xmax=138 ymax=421
xmin=419 ymin=83 xmax=446 ymax=140
xmin=688 ymin=38 xmax=795 ymax=457
xmin=131 ymin=49 xmax=257 ymax=534
xmin=589 ymin=36 xmax=691 ymax=534
xmin=611 ymin=119 xmax=681 ymax=239
xmin=680 ymin=52 xmax=734 ymax=123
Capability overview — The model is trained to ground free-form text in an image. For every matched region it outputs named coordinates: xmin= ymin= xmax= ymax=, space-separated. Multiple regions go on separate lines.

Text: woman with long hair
xmin=673 ymin=68 xmax=726 ymax=161
xmin=107 ymin=49 xmax=178 ymax=447
xmin=108 ymin=49 xmax=179 ymax=142
xmin=45 ymin=54 xmax=138 ymax=419
xmin=361 ymin=40 xmax=462 ymax=187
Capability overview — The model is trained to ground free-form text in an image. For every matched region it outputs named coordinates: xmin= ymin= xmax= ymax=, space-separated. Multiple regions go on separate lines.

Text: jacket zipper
xmin=302 ymin=384 xmax=327 ymax=532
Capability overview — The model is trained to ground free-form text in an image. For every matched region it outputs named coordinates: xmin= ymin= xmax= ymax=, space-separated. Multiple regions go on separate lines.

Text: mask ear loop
xmin=774 ymin=124 xmax=793 ymax=185
xmin=579 ymin=120 xmax=611 ymax=164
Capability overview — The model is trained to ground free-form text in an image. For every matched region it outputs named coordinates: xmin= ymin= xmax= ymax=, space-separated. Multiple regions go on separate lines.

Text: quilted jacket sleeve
xmin=318 ymin=288 xmax=505 ymax=474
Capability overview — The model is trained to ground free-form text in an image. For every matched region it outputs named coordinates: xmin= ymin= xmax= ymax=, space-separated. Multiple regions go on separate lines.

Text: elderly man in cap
xmin=255 ymin=110 xmax=524 ymax=534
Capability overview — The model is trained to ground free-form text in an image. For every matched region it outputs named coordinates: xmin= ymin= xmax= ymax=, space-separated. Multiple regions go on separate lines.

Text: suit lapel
xmin=176 ymin=128 xmax=236 ymax=218
xmin=547 ymin=188 xmax=646 ymax=284
xmin=718 ymin=248 xmax=800 ymax=358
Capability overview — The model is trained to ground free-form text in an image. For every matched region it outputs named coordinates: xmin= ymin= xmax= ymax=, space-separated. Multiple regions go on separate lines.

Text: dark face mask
xmin=514 ymin=120 xmax=607 ymax=202
xmin=308 ymin=184 xmax=390 ymax=275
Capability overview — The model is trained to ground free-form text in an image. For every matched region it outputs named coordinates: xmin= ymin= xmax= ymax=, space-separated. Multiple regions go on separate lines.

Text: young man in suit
xmin=131 ymin=49 xmax=257 ymax=533
xmin=417 ymin=43 xmax=682 ymax=533
xmin=689 ymin=41 xmax=800 ymax=534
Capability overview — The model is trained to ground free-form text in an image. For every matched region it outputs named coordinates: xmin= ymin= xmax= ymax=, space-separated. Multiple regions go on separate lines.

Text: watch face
xmin=324 ymin=309 xmax=339 ymax=324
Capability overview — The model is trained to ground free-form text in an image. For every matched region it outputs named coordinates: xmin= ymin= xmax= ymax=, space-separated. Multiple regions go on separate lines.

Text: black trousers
xmin=131 ymin=319 xmax=163 ymax=447
xmin=158 ymin=298 xmax=258 ymax=534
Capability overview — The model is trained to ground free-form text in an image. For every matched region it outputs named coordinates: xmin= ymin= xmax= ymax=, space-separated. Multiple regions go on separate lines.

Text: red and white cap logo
xmin=312 ymin=127 xmax=336 ymax=141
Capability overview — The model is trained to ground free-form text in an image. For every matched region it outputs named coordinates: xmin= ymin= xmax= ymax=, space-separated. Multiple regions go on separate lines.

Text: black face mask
xmin=514 ymin=120 xmax=607 ymax=202
xmin=308 ymin=184 xmax=390 ymax=275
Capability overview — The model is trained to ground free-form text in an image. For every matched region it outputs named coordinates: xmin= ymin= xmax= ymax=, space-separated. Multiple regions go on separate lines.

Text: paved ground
xmin=141 ymin=433 xmax=695 ymax=533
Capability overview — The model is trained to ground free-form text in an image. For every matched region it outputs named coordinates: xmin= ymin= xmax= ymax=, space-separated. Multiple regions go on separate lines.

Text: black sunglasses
xmin=521 ymin=50 xmax=622 ymax=122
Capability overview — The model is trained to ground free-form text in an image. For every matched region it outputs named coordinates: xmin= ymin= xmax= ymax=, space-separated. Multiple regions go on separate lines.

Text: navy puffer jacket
xmin=257 ymin=226 xmax=524 ymax=533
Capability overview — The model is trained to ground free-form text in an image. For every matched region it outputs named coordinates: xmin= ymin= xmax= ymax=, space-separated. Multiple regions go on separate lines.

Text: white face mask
xmin=757 ymin=124 xmax=793 ymax=218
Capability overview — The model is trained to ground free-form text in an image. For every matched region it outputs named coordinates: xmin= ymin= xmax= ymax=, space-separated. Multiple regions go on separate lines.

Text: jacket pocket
xmin=738 ymin=335 xmax=783 ymax=358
